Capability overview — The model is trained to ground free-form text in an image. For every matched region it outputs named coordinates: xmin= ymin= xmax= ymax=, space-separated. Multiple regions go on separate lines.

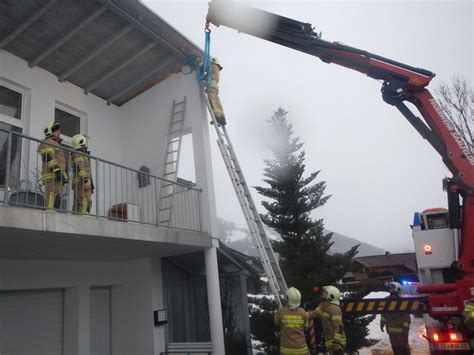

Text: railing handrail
xmin=0 ymin=128 xmax=202 ymax=192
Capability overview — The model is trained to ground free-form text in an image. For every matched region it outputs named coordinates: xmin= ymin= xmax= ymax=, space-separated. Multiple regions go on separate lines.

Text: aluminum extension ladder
xmin=158 ymin=97 xmax=187 ymax=226
xmin=203 ymin=90 xmax=287 ymax=307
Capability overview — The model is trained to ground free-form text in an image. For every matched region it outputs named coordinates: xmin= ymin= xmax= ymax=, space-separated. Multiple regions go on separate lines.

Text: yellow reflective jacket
xmin=38 ymin=137 xmax=68 ymax=182
xmin=275 ymin=305 xmax=309 ymax=354
xmin=463 ymin=300 xmax=474 ymax=331
xmin=71 ymin=150 xmax=92 ymax=186
xmin=381 ymin=296 xmax=411 ymax=335
xmin=308 ymin=301 xmax=346 ymax=350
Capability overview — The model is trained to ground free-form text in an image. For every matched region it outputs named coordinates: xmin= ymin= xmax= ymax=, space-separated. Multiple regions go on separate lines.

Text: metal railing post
xmin=95 ymin=158 xmax=99 ymax=218
xmin=198 ymin=189 xmax=202 ymax=233
xmin=4 ymin=131 xmax=12 ymax=205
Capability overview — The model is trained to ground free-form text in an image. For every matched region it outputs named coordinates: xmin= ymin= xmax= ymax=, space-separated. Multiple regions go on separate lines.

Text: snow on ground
xmin=360 ymin=292 xmax=429 ymax=354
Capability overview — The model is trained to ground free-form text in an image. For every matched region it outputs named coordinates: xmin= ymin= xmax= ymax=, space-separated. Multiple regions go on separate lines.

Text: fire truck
xmin=205 ymin=2 xmax=473 ymax=352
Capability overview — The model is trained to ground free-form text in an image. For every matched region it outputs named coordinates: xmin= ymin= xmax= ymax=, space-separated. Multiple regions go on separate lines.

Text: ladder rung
xmin=161 ymin=194 xmax=174 ymax=199
xmin=171 ymin=119 xmax=184 ymax=124
xmin=173 ymin=110 xmax=185 ymax=115
xmin=160 ymin=219 xmax=171 ymax=223
xmin=163 ymin=172 xmax=175 ymax=176
xmin=169 ymin=130 xmax=182 ymax=135
xmin=167 ymin=149 xmax=179 ymax=154
xmin=166 ymin=161 xmax=178 ymax=165
xmin=174 ymin=101 xmax=185 ymax=106
xmin=160 ymin=206 xmax=173 ymax=211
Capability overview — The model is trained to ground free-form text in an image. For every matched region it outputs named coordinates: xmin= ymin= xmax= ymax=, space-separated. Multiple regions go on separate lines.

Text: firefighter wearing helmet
xmin=274 ymin=287 xmax=309 ymax=355
xmin=380 ymin=282 xmax=411 ymax=355
xmin=207 ymin=56 xmax=226 ymax=126
xmin=308 ymin=285 xmax=346 ymax=354
xmin=71 ymin=134 xmax=94 ymax=215
xmin=38 ymin=121 xmax=68 ymax=210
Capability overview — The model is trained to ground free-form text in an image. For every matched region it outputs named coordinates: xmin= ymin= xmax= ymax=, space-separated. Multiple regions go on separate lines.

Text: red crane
xmin=206 ymin=1 xmax=473 ymax=350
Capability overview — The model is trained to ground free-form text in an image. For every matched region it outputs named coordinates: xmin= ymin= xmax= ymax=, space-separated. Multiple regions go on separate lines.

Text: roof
xmin=0 ymin=0 xmax=203 ymax=106
xmin=352 ymin=253 xmax=417 ymax=273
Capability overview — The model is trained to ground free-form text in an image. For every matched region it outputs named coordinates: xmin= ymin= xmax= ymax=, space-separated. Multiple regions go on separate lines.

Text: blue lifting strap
xmin=189 ymin=30 xmax=212 ymax=85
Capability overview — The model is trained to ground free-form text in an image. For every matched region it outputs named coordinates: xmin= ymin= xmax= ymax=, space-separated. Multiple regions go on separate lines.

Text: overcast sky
xmin=144 ymin=0 xmax=472 ymax=252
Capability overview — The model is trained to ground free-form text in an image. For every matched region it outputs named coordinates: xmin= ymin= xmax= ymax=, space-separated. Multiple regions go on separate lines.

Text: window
xmin=55 ymin=108 xmax=81 ymax=138
xmin=0 ymin=122 xmax=22 ymax=188
xmin=0 ymin=85 xmax=22 ymax=120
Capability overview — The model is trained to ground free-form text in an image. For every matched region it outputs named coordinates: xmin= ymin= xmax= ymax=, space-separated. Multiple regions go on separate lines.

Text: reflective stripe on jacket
xmin=275 ymin=306 xmax=309 ymax=353
xmin=38 ymin=137 xmax=68 ymax=181
xmin=463 ymin=301 xmax=474 ymax=331
xmin=71 ymin=151 xmax=92 ymax=186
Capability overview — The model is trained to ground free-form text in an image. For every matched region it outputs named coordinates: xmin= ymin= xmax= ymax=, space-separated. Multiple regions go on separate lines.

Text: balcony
xmin=0 ymin=128 xmax=205 ymax=256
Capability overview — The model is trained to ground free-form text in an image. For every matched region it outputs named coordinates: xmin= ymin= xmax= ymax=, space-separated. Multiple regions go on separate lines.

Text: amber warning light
xmin=423 ymin=244 xmax=432 ymax=254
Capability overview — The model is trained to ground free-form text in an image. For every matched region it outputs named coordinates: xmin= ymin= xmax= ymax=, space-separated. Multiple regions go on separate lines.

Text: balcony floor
xmin=0 ymin=205 xmax=212 ymax=261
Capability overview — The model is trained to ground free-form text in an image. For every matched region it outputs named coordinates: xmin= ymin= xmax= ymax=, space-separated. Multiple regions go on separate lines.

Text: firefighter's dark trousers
xmin=389 ymin=333 xmax=411 ymax=355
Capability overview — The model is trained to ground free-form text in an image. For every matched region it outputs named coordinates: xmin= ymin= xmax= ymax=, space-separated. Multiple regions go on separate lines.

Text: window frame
xmin=0 ymin=78 xmax=28 ymax=129
xmin=54 ymin=101 xmax=87 ymax=144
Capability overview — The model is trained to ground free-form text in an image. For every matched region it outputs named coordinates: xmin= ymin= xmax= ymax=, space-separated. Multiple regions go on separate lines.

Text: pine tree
xmin=250 ymin=107 xmax=376 ymax=353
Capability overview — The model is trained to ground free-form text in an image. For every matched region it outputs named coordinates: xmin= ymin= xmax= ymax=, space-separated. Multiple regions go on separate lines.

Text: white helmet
xmin=286 ymin=287 xmax=301 ymax=308
xmin=388 ymin=282 xmax=403 ymax=296
xmin=43 ymin=121 xmax=60 ymax=138
xmin=71 ymin=134 xmax=88 ymax=150
xmin=322 ymin=285 xmax=341 ymax=305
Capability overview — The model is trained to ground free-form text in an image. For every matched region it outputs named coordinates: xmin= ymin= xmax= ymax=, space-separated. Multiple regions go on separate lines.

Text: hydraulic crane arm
xmin=206 ymin=2 xmax=474 ymax=278
xmin=206 ymin=2 xmax=474 ymax=191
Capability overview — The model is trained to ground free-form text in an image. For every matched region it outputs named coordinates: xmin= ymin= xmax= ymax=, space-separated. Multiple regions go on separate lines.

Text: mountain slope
xmin=217 ymin=218 xmax=384 ymax=257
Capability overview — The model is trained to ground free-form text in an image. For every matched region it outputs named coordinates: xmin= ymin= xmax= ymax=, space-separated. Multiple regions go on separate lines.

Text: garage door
xmin=90 ymin=288 xmax=111 ymax=355
xmin=0 ymin=289 xmax=64 ymax=355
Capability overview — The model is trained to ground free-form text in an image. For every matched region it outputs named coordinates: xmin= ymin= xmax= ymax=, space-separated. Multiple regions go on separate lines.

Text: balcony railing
xmin=0 ymin=129 xmax=201 ymax=232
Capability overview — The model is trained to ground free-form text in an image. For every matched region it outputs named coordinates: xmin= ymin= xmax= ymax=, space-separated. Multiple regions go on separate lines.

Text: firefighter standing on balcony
xmin=38 ymin=121 xmax=68 ymax=210
xmin=275 ymin=287 xmax=309 ymax=355
xmin=207 ymin=57 xmax=226 ymax=126
xmin=308 ymin=285 xmax=346 ymax=354
xmin=380 ymin=282 xmax=411 ymax=355
xmin=71 ymin=134 xmax=94 ymax=215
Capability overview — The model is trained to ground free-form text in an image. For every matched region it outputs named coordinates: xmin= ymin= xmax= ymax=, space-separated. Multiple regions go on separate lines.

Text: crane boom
xmin=207 ymin=2 xmax=474 ymax=191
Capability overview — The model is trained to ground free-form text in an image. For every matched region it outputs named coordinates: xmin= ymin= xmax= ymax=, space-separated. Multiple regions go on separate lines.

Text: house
xmin=0 ymin=1 xmax=228 ymax=354
xmin=343 ymin=252 xmax=418 ymax=287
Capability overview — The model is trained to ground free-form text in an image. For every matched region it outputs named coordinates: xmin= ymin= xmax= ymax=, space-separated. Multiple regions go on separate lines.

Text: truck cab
xmin=412 ymin=209 xmax=471 ymax=352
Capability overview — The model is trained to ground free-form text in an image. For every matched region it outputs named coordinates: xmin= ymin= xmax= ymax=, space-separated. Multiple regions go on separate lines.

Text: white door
xmin=90 ymin=288 xmax=111 ymax=355
xmin=0 ymin=289 xmax=64 ymax=355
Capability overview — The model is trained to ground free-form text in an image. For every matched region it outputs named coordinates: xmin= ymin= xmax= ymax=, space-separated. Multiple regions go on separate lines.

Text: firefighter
xmin=207 ymin=57 xmax=226 ymax=126
xmin=308 ymin=285 xmax=346 ymax=355
xmin=71 ymin=134 xmax=94 ymax=215
xmin=380 ymin=282 xmax=411 ymax=355
xmin=275 ymin=287 xmax=309 ymax=355
xmin=462 ymin=297 xmax=474 ymax=333
xmin=38 ymin=121 xmax=68 ymax=210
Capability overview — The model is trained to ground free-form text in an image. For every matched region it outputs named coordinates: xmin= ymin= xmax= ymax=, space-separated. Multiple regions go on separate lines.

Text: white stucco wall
xmin=0 ymin=257 xmax=166 ymax=355
xmin=0 ymin=50 xmax=124 ymax=164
